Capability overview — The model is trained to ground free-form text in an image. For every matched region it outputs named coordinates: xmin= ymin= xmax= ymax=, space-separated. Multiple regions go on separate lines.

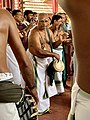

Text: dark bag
xmin=46 ymin=61 xmax=55 ymax=86
xmin=16 ymin=94 xmax=38 ymax=120
xmin=0 ymin=81 xmax=23 ymax=103
xmin=46 ymin=28 xmax=55 ymax=86
xmin=46 ymin=27 xmax=65 ymax=86
xmin=46 ymin=59 xmax=65 ymax=86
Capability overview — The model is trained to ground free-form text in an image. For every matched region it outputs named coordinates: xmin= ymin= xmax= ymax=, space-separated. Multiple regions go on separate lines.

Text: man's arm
xmin=5 ymin=10 xmax=38 ymax=104
xmin=49 ymin=29 xmax=61 ymax=49
xmin=28 ymin=29 xmax=60 ymax=60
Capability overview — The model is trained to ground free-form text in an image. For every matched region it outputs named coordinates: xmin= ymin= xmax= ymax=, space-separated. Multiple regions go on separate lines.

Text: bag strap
xmin=46 ymin=28 xmax=54 ymax=61
xmin=46 ymin=27 xmax=53 ymax=53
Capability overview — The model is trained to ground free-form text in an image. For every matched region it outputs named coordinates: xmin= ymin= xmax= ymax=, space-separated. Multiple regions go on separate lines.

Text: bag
xmin=16 ymin=94 xmax=38 ymax=120
xmin=47 ymin=59 xmax=64 ymax=86
xmin=0 ymin=81 xmax=23 ymax=103
xmin=47 ymin=61 xmax=55 ymax=86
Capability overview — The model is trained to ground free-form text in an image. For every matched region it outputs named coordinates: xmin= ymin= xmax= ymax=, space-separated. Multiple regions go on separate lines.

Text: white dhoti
xmin=0 ymin=103 xmax=20 ymax=120
xmin=68 ymin=81 xmax=90 ymax=120
xmin=32 ymin=56 xmax=57 ymax=114
xmin=53 ymin=46 xmax=64 ymax=94
xmin=6 ymin=45 xmax=25 ymax=88
xmin=0 ymin=73 xmax=20 ymax=120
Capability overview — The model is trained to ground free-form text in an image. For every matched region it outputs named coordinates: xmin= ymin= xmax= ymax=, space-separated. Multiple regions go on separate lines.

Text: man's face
xmin=38 ymin=15 xmax=49 ymax=30
xmin=14 ymin=12 xmax=24 ymax=23
xmin=61 ymin=14 xmax=67 ymax=23
xmin=26 ymin=13 xmax=33 ymax=23
xmin=57 ymin=18 xmax=63 ymax=28
xmin=54 ymin=18 xmax=62 ymax=27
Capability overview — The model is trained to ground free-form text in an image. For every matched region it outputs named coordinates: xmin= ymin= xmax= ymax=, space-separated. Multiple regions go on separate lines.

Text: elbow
xmin=29 ymin=47 xmax=44 ymax=57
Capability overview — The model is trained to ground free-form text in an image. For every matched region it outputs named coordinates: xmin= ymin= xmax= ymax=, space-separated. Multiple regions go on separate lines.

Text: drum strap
xmin=46 ymin=27 xmax=54 ymax=61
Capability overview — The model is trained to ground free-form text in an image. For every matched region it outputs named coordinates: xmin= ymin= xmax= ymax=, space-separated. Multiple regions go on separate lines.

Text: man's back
xmin=0 ymin=9 xmax=11 ymax=72
xmin=0 ymin=9 xmax=27 ymax=72
xmin=58 ymin=0 xmax=90 ymax=93
xmin=0 ymin=9 xmax=38 ymax=103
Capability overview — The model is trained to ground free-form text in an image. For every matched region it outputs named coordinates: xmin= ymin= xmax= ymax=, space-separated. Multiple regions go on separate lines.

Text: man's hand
xmin=54 ymin=53 xmax=60 ymax=61
xmin=27 ymin=86 xmax=39 ymax=105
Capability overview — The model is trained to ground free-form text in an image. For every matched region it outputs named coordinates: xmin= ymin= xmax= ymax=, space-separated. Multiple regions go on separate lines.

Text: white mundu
xmin=68 ymin=81 xmax=90 ymax=120
xmin=6 ymin=45 xmax=25 ymax=88
xmin=0 ymin=74 xmax=20 ymax=120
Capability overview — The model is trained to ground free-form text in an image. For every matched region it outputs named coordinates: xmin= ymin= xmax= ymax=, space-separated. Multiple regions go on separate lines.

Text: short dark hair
xmin=58 ymin=13 xmax=66 ymax=16
xmin=33 ymin=12 xmax=37 ymax=15
xmin=12 ymin=9 xmax=21 ymax=16
xmin=24 ymin=10 xmax=33 ymax=17
xmin=51 ymin=14 xmax=62 ymax=24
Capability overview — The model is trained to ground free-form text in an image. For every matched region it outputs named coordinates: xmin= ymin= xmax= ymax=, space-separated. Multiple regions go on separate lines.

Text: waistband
xmin=0 ymin=73 xmax=13 ymax=81
xmin=79 ymin=89 xmax=90 ymax=99
xmin=72 ymin=81 xmax=90 ymax=99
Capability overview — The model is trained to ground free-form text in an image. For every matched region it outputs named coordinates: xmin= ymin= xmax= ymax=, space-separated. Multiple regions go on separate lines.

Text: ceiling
xmin=21 ymin=0 xmax=64 ymax=14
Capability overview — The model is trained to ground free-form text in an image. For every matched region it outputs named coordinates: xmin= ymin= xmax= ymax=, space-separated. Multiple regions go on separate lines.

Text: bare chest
xmin=38 ymin=31 xmax=50 ymax=50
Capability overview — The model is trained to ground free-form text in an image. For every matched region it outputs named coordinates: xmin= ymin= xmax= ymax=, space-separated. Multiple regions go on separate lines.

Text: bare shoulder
xmin=0 ymin=9 xmax=14 ymax=23
xmin=28 ymin=26 xmax=42 ymax=55
xmin=0 ymin=9 xmax=9 ymax=17
xmin=0 ymin=9 xmax=13 ymax=43
xmin=58 ymin=0 xmax=90 ymax=12
xmin=0 ymin=9 xmax=9 ymax=28
xmin=30 ymin=26 xmax=38 ymax=36
xmin=0 ymin=9 xmax=17 ymax=34
xmin=29 ymin=26 xmax=40 ymax=43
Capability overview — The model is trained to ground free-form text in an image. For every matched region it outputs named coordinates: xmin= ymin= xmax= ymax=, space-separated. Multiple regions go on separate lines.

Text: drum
xmin=53 ymin=59 xmax=65 ymax=72
xmin=46 ymin=59 xmax=65 ymax=85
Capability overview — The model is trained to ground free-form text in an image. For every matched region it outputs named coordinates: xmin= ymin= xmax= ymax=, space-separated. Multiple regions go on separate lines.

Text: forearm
xmin=52 ymin=40 xmax=61 ymax=49
xmin=21 ymin=37 xmax=28 ymax=51
xmin=19 ymin=57 xmax=35 ymax=88
xmin=25 ymin=24 xmax=33 ymax=34
xmin=30 ymin=48 xmax=57 ymax=58
xmin=19 ymin=56 xmax=38 ymax=104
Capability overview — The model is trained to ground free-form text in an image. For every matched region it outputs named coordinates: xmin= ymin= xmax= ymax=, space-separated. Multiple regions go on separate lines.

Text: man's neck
xmin=37 ymin=26 xmax=46 ymax=31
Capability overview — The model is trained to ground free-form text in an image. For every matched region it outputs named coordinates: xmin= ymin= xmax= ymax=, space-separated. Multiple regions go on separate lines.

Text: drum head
xmin=53 ymin=59 xmax=65 ymax=72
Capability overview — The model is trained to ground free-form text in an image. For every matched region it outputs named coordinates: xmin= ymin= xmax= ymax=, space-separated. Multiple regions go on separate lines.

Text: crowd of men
xmin=1 ymin=0 xmax=89 ymax=119
xmin=4 ymin=8 xmax=73 ymax=118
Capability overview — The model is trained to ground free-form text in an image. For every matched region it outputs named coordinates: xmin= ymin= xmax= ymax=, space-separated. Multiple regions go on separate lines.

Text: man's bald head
xmin=38 ymin=13 xmax=48 ymax=21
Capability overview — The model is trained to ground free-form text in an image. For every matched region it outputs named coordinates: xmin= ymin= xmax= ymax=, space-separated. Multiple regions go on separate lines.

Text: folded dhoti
xmin=0 ymin=73 xmax=23 ymax=103
xmin=68 ymin=81 xmax=90 ymax=120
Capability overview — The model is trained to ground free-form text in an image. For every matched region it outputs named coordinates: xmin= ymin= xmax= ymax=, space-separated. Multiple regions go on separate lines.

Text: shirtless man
xmin=58 ymin=0 xmax=90 ymax=120
xmin=29 ymin=13 xmax=60 ymax=59
xmin=28 ymin=13 xmax=61 ymax=114
xmin=0 ymin=9 xmax=38 ymax=120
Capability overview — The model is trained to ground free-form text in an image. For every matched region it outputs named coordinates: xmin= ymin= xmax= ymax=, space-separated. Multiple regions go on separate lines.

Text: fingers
xmin=28 ymin=87 xmax=39 ymax=105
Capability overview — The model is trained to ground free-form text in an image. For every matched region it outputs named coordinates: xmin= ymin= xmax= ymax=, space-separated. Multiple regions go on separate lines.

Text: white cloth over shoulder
xmin=6 ymin=45 xmax=25 ymax=88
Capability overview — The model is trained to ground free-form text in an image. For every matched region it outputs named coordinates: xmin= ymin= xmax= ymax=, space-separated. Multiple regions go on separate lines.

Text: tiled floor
xmin=38 ymin=78 xmax=71 ymax=120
